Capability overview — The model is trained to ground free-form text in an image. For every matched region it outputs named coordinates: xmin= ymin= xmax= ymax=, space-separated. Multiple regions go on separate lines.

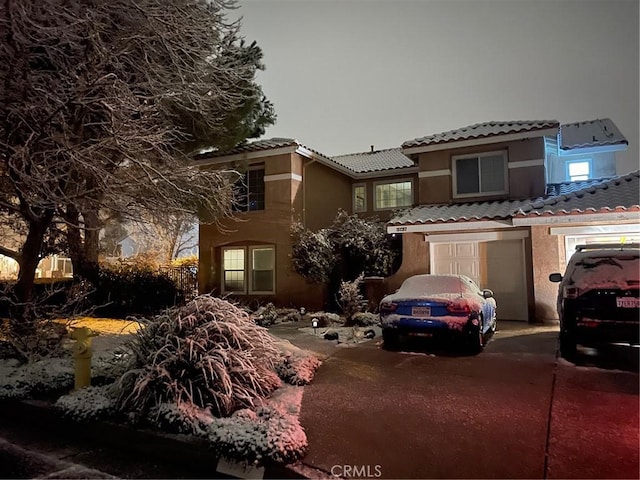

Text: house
xmin=197 ymin=119 xmax=639 ymax=321
xmin=196 ymin=139 xmax=417 ymax=310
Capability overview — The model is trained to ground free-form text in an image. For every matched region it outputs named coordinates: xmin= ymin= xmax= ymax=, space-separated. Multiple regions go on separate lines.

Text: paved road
xmin=299 ymin=322 xmax=639 ymax=479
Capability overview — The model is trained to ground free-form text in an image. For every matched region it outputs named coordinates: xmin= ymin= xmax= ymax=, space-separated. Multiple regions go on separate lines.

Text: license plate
xmin=408 ymin=332 xmax=433 ymax=337
xmin=412 ymin=306 xmax=431 ymax=317
xmin=616 ymin=297 xmax=640 ymax=308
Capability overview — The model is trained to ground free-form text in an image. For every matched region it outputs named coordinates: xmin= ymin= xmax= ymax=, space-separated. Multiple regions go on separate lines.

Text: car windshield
xmin=568 ymin=253 xmax=640 ymax=290
xmin=399 ymin=275 xmax=474 ymax=297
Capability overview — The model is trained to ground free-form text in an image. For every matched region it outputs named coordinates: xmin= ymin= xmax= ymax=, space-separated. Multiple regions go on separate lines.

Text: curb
xmin=0 ymin=399 xmax=305 ymax=479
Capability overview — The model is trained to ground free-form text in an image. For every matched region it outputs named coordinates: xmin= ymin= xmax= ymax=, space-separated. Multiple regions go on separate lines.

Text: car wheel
xmin=559 ymin=330 xmax=577 ymax=360
xmin=382 ymin=328 xmax=399 ymax=350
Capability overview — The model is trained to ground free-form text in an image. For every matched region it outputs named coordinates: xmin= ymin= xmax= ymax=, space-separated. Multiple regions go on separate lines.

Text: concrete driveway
xmin=298 ymin=321 xmax=639 ymax=479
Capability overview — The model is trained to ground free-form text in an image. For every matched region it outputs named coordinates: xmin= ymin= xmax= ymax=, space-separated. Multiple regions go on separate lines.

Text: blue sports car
xmin=379 ymin=274 xmax=497 ymax=353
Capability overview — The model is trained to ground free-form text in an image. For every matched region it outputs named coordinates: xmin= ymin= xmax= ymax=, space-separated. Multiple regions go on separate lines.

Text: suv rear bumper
xmin=570 ymin=318 xmax=640 ymax=346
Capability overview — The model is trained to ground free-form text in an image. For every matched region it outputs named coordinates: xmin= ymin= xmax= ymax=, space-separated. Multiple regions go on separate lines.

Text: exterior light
xmin=311 ymin=318 xmax=318 ymax=334
xmin=300 ymin=306 xmax=306 ymax=315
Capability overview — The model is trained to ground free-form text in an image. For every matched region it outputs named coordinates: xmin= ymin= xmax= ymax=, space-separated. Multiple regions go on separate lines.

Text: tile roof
xmin=387 ymin=199 xmax=535 ymax=226
xmin=559 ymin=118 xmax=628 ymax=151
xmin=388 ymin=171 xmax=640 ymax=226
xmin=545 ymin=177 xmax=614 ymax=196
xmin=402 ymin=120 xmax=559 ymax=149
xmin=516 ymin=171 xmax=640 ymax=218
xmin=331 ymin=148 xmax=415 ymax=173
xmin=195 ymin=138 xmax=331 ymax=160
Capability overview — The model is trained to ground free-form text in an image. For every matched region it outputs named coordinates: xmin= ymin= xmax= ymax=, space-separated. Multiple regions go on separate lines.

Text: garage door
xmin=431 ymin=239 xmax=528 ymax=321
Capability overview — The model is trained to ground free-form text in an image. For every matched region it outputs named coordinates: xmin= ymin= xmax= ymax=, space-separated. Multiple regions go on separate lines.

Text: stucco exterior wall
xmin=303 ymin=159 xmax=351 ymax=231
xmin=384 ymin=233 xmax=429 ymax=293
xmin=530 ymin=225 xmax=564 ymax=323
xmin=415 ymin=137 xmax=547 ymax=203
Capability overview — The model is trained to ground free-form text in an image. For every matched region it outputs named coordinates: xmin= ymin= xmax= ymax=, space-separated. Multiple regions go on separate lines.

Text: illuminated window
xmin=353 ymin=184 xmax=366 ymax=212
xmin=566 ymin=159 xmax=591 ymax=181
xmin=374 ymin=180 xmax=412 ymax=210
xmin=453 ymin=151 xmax=508 ymax=198
xmin=222 ymin=246 xmax=275 ymax=294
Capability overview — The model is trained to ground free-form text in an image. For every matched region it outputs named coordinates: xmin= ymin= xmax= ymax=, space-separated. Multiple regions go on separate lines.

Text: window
xmin=353 ymin=184 xmax=366 ymax=212
xmin=222 ymin=246 xmax=275 ymax=294
xmin=374 ymin=180 xmax=412 ymax=210
xmin=566 ymin=159 xmax=591 ymax=181
xmin=453 ymin=151 xmax=507 ymax=198
xmin=235 ymin=167 xmax=265 ymax=211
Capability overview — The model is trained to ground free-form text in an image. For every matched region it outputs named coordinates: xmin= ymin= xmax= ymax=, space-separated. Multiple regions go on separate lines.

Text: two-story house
xmin=195 ymin=139 xmax=417 ymax=310
xmin=197 ymin=119 xmax=639 ymax=322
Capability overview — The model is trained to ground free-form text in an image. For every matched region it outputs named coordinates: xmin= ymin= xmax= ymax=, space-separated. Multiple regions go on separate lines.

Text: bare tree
xmin=0 ymin=0 xmax=274 ymax=328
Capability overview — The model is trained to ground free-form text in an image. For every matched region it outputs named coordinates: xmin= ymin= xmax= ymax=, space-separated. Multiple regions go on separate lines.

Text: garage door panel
xmin=432 ymin=239 xmax=528 ymax=321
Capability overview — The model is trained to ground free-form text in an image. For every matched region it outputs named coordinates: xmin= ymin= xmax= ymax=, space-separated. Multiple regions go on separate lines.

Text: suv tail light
xmin=380 ymin=302 xmax=397 ymax=313
xmin=564 ymin=287 xmax=580 ymax=299
xmin=446 ymin=303 xmax=471 ymax=314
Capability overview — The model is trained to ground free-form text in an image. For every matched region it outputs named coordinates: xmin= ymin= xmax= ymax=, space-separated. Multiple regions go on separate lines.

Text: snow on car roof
xmin=399 ymin=274 xmax=475 ymax=296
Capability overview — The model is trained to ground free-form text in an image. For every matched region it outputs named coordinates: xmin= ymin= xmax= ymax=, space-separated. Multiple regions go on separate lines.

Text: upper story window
xmin=374 ymin=180 xmax=413 ymax=210
xmin=353 ymin=184 xmax=366 ymax=212
xmin=235 ymin=167 xmax=265 ymax=211
xmin=453 ymin=151 xmax=508 ymax=198
xmin=566 ymin=159 xmax=591 ymax=181
xmin=222 ymin=245 xmax=275 ymax=295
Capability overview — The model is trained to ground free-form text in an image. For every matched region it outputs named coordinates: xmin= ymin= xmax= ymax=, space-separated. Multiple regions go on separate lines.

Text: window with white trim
xmin=566 ymin=159 xmax=591 ymax=181
xmin=222 ymin=246 xmax=275 ymax=294
xmin=374 ymin=180 xmax=412 ymax=210
xmin=353 ymin=184 xmax=366 ymax=212
xmin=453 ymin=151 xmax=508 ymax=198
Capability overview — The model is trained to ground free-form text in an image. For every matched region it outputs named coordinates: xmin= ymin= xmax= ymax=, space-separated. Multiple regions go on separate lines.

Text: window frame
xmin=373 ymin=178 xmax=414 ymax=211
xmin=221 ymin=245 xmax=276 ymax=295
xmin=235 ymin=165 xmax=265 ymax=212
xmin=352 ymin=183 xmax=367 ymax=213
xmin=452 ymin=150 xmax=508 ymax=199
xmin=565 ymin=158 xmax=592 ymax=181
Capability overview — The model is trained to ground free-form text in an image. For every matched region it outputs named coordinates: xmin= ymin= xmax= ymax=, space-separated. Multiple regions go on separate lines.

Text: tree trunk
xmin=11 ymin=211 xmax=54 ymax=329
xmin=64 ymin=205 xmax=100 ymax=283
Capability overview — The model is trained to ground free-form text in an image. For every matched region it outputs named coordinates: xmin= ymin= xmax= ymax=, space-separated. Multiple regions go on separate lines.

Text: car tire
xmin=382 ymin=329 xmax=399 ymax=350
xmin=468 ymin=316 xmax=484 ymax=355
xmin=559 ymin=330 xmax=577 ymax=360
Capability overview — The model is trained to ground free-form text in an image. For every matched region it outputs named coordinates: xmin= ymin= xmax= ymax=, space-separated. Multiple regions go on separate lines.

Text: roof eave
xmin=559 ymin=143 xmax=628 ymax=156
xmin=386 ymin=219 xmax=513 ymax=234
xmin=193 ymin=145 xmax=298 ymax=166
xmin=513 ymin=209 xmax=640 ymax=226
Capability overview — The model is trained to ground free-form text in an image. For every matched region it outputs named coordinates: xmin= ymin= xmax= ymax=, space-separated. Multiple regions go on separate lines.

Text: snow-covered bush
xmin=352 ymin=312 xmax=380 ymax=327
xmin=208 ymin=403 xmax=306 ymax=464
xmin=338 ymin=274 xmax=364 ymax=325
xmin=55 ymin=385 xmax=117 ymax=422
xmin=276 ymin=352 xmax=321 ymax=386
xmin=0 ymin=358 xmax=73 ymax=400
xmin=254 ymin=302 xmax=278 ymax=327
xmin=115 ymin=295 xmax=283 ymax=426
xmin=309 ymin=311 xmax=341 ymax=328
xmin=290 ymin=223 xmax=336 ymax=284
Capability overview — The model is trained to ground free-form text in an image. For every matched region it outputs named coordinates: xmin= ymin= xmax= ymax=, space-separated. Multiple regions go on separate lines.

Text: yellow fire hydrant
xmin=69 ymin=327 xmax=99 ymax=390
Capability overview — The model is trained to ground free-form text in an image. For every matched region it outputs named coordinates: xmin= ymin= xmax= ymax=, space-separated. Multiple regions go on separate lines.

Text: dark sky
xmin=234 ymin=0 xmax=639 ymax=174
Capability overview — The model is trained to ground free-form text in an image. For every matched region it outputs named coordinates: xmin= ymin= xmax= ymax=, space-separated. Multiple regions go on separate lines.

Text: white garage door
xmin=431 ymin=239 xmax=528 ymax=321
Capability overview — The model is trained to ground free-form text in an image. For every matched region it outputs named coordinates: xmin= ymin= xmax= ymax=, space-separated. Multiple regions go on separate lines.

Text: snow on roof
xmin=401 ymin=120 xmax=559 ymax=149
xmin=331 ymin=147 xmax=415 ymax=173
xmin=559 ymin=118 xmax=628 ymax=152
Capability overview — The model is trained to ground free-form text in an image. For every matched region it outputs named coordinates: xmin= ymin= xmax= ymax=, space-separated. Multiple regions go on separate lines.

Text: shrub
xmin=254 ymin=302 xmax=278 ymax=327
xmin=115 ymin=295 xmax=283 ymax=427
xmin=338 ymin=273 xmax=364 ymax=325
xmin=91 ymin=263 xmax=182 ymax=318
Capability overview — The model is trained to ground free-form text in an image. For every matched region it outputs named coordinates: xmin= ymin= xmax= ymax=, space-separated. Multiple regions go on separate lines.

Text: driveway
xmin=298 ymin=321 xmax=639 ymax=479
